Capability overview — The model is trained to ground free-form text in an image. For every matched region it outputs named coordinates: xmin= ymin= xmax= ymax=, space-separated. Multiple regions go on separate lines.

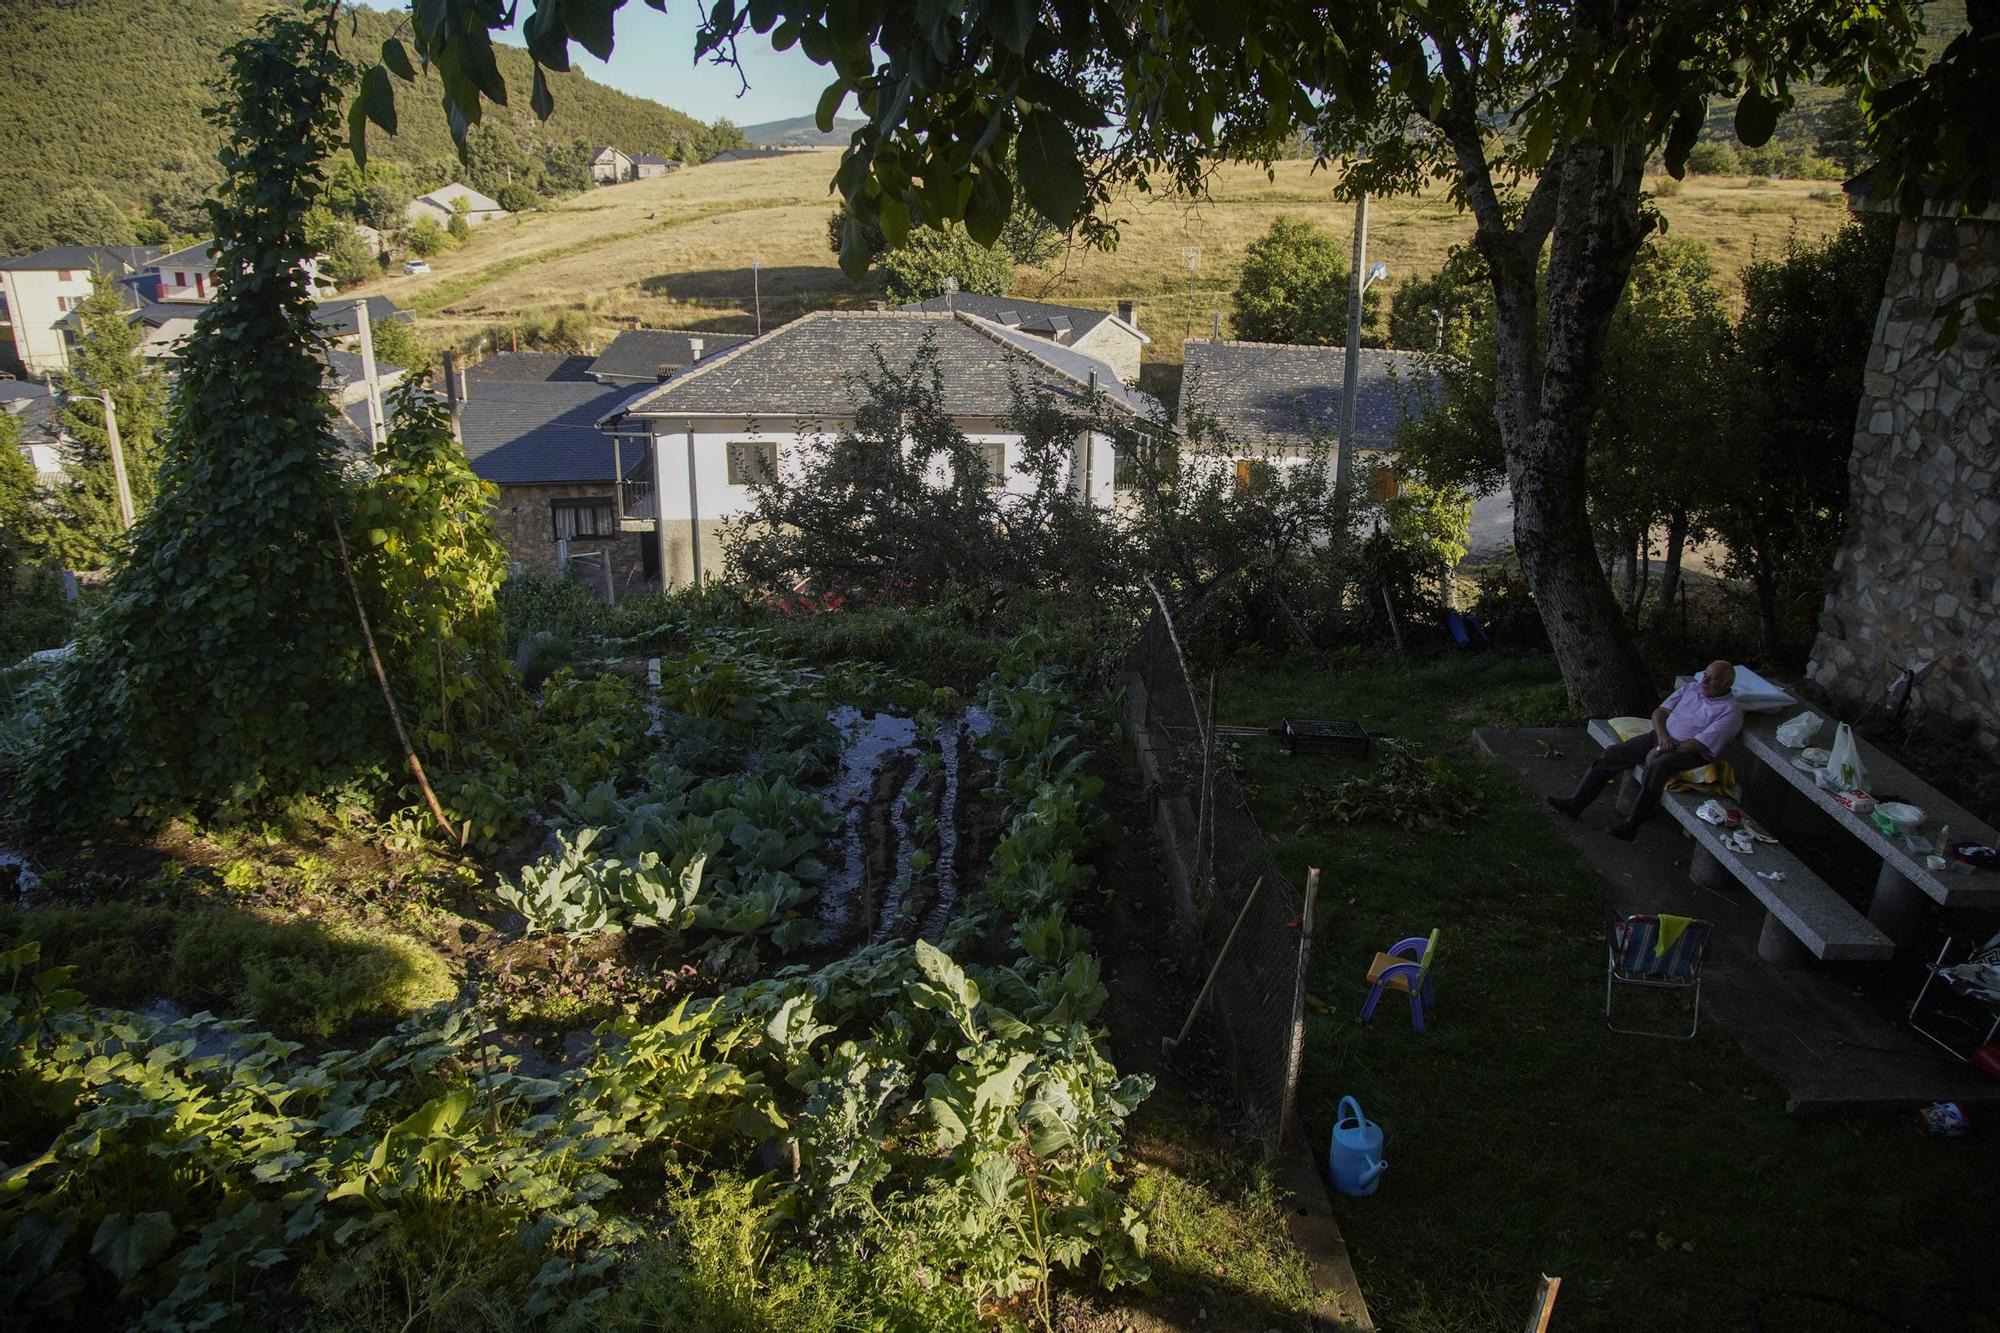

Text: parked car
xmin=403 ymin=259 xmax=431 ymax=276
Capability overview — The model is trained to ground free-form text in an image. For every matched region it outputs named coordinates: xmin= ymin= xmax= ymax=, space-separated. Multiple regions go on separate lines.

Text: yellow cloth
xmin=1654 ymin=913 xmax=1693 ymax=961
xmin=1605 ymin=717 xmax=1738 ymax=798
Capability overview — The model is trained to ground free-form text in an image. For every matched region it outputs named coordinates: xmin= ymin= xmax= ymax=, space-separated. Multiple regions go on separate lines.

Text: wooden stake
xmin=1523 ymin=1275 xmax=1561 ymax=1333
xmin=1164 ymin=875 xmax=1264 ymax=1055
xmin=332 ymin=518 xmax=462 ymax=847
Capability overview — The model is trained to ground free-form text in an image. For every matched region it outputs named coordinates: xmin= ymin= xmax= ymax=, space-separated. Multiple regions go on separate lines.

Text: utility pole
xmin=353 ymin=298 xmax=384 ymax=450
xmin=442 ymin=349 xmax=464 ymax=444
xmin=752 ymin=256 xmax=762 ymax=334
xmin=1182 ymin=245 xmax=1200 ymax=346
xmin=99 ymin=391 xmax=135 ymax=530
xmin=1337 ymin=190 xmax=1369 ymax=496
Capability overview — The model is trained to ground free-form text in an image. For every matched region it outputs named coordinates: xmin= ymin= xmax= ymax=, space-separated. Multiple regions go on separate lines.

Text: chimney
xmin=1117 ymin=300 xmax=1137 ymax=329
xmin=688 ymin=337 xmax=704 ymax=361
xmin=1211 ymin=311 xmax=1222 ymax=341
xmin=868 ymin=299 xmax=885 ymax=312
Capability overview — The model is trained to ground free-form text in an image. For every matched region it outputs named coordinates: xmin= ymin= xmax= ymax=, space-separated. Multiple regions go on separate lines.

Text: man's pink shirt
xmin=1659 ymin=682 xmax=1744 ymax=759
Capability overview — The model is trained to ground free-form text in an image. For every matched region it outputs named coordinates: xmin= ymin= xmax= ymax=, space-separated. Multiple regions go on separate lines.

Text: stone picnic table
xmin=1736 ymin=711 xmax=2000 ymax=948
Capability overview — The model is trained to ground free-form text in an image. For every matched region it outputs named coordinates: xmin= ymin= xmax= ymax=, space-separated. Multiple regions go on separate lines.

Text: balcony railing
xmin=618 ymin=474 xmax=656 ymax=524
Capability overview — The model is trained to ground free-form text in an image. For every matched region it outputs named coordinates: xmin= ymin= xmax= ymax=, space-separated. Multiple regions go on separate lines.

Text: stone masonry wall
xmin=1808 ymin=211 xmax=2000 ymax=754
xmin=491 ymin=483 xmax=651 ymax=598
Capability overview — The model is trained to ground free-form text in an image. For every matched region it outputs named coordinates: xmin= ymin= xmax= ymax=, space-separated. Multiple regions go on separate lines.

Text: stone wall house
xmin=1808 ymin=192 xmax=2000 ymax=754
xmin=457 ymin=379 xmax=654 ymax=597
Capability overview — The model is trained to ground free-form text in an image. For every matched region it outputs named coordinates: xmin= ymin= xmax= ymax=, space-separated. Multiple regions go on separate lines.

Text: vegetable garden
xmin=1 ymin=620 xmax=1169 ymax=1330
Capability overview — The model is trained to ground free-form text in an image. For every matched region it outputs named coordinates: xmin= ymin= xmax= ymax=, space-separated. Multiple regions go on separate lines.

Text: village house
xmin=588 ymin=146 xmax=633 ymax=185
xmin=454 ymin=378 xmax=650 ymax=592
xmin=598 ymin=309 xmax=1160 ymax=590
xmin=1 ymin=378 xmax=62 ymax=484
xmin=587 ymin=329 xmax=751 ymax=385
xmin=152 ymin=240 xmax=219 ymax=303
xmin=1178 ymin=337 xmax=1512 ymax=554
xmin=894 ymin=293 xmax=1150 ymax=385
xmin=0 ymin=245 xmax=163 ymax=375
xmin=404 ymin=183 xmax=508 ymax=229
xmin=631 ymin=153 xmax=677 ymax=179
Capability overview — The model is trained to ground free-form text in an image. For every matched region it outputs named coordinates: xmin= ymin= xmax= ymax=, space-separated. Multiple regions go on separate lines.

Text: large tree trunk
xmin=1496 ymin=146 xmax=1656 ymax=716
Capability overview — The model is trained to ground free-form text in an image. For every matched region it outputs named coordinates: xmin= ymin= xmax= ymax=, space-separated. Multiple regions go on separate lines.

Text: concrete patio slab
xmin=1476 ymin=725 xmax=2000 ymax=1115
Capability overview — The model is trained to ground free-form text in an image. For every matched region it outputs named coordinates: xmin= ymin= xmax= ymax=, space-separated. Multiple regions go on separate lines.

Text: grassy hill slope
xmin=741 ymin=115 xmax=867 ymax=147
xmin=360 ymin=152 xmax=1858 ymax=369
xmin=0 ymin=0 xmax=716 ymax=253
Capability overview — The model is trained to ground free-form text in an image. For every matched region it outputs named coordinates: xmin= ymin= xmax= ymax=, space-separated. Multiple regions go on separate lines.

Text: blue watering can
xmin=1328 ymin=1096 xmax=1388 ymax=1197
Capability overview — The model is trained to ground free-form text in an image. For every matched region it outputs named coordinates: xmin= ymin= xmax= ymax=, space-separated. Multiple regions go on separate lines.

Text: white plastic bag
xmin=1776 ymin=710 xmax=1824 ymax=748
xmin=1827 ymin=722 xmax=1869 ymax=792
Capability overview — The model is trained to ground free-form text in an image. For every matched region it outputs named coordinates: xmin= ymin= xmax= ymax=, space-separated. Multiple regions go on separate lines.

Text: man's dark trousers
xmin=1568 ymin=734 xmax=1709 ymax=829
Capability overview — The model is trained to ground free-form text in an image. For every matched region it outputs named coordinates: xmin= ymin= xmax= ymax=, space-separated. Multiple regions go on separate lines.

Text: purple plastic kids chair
xmin=1359 ymin=929 xmax=1439 ymax=1033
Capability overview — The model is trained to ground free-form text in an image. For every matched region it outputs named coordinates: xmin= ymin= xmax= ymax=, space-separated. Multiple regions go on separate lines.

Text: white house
xmin=895 ymin=293 xmax=1151 ymax=385
xmin=1 ymin=378 xmax=63 ymax=483
xmin=588 ymin=146 xmax=633 ymax=185
xmin=404 ymin=183 xmax=508 ymax=230
xmin=597 ymin=309 xmax=1162 ymax=590
xmin=0 ymin=245 xmax=163 ymax=375
xmin=1178 ymin=338 xmax=1514 ymax=554
xmin=153 ymin=240 xmax=219 ymax=303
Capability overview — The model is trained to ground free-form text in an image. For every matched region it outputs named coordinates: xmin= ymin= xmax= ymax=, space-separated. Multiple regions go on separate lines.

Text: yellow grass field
xmin=357 ymin=150 xmax=1854 ymax=364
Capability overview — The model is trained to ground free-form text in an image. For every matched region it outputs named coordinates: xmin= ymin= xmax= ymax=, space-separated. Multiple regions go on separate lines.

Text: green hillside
xmin=0 ymin=0 xmax=723 ymax=254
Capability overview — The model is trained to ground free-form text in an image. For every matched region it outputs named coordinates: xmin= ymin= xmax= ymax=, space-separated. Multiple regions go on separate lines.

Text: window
xmin=1233 ymin=458 xmax=1275 ymax=496
xmin=551 ymin=497 xmax=615 ymax=540
xmin=976 ymin=440 xmax=1007 ymax=488
xmin=174 ymin=271 xmax=187 ymax=286
xmin=57 ymin=269 xmax=72 ymax=282
xmin=1114 ymin=438 xmax=1175 ymax=489
xmin=726 ymin=440 xmax=776 ymax=486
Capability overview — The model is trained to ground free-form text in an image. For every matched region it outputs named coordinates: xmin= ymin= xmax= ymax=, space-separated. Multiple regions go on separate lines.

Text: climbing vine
xmin=14 ymin=1 xmax=378 ymax=825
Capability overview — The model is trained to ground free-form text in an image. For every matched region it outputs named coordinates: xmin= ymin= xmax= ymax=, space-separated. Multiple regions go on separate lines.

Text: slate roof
xmin=467 ymin=351 xmax=599 ymax=383
xmin=589 ymin=329 xmax=751 ymax=382
xmin=632 ymin=154 xmax=674 ymax=167
xmin=458 ymin=381 xmax=635 ymax=485
xmin=413 ymin=183 xmax=506 ymax=214
xmin=894 ymin=292 xmax=1148 ymax=345
xmin=0 ymin=245 xmax=163 ymax=273
xmin=610 ymin=311 xmax=1161 ymax=423
xmin=1178 ymin=340 xmax=1434 ymax=451
xmin=313 ymin=295 xmax=412 ymax=337
xmin=154 ymin=240 xmax=218 ymax=269
xmin=0 ymin=380 xmax=52 ymax=409
xmin=324 ymin=348 xmax=404 ymax=391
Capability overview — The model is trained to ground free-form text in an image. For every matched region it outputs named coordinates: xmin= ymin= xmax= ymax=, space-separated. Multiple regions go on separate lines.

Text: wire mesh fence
xmin=1125 ymin=586 xmax=1319 ymax=1158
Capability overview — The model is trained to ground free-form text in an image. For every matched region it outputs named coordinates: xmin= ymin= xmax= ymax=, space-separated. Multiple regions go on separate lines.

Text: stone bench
xmin=1587 ymin=720 xmax=1895 ymax=966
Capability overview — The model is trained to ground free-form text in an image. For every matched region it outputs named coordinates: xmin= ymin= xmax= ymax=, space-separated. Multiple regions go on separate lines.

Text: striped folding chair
xmin=1604 ymin=911 xmax=1710 ymax=1039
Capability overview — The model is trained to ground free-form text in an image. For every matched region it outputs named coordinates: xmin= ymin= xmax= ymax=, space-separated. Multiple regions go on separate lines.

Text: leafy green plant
xmin=1299 ymin=737 xmax=1481 ymax=832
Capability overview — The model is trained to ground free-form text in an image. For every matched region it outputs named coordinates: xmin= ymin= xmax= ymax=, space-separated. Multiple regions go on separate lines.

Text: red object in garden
xmin=1974 ymin=1041 xmax=2000 ymax=1081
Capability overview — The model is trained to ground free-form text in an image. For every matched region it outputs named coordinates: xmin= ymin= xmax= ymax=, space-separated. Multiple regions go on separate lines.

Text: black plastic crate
xmin=1281 ymin=718 xmax=1370 ymax=758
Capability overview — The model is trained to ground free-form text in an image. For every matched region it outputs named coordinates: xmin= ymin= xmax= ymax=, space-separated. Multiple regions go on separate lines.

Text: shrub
xmin=1741 ymin=174 xmax=1773 ymax=188
xmin=1684 ymin=141 xmax=1740 ymax=174
xmin=1468 ymin=556 xmax=1547 ymax=650
xmin=166 ymin=909 xmax=457 ymax=1035
xmin=1649 ymin=174 xmax=1683 ymax=197
xmin=405 ymin=216 xmax=448 ymax=256
xmin=496 ymin=182 xmax=540 ymax=212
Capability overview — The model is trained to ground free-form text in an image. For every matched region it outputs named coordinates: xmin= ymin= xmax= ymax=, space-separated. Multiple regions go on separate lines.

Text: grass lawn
xmin=351 ymin=153 xmax=1852 ymax=361
xmin=1210 ymin=648 xmax=1997 ymax=1332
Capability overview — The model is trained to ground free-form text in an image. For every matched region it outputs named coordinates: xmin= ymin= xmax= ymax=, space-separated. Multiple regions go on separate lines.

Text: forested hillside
xmin=0 ymin=0 xmax=725 ymax=254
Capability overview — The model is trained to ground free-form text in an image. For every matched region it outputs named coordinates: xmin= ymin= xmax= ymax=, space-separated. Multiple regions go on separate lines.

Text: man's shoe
xmin=1545 ymin=794 xmax=1583 ymax=820
xmin=1607 ymin=821 xmax=1639 ymax=842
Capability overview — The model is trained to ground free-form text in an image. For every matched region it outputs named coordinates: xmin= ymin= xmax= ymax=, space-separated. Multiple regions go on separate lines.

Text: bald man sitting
xmin=1547 ymin=661 xmax=1745 ymax=841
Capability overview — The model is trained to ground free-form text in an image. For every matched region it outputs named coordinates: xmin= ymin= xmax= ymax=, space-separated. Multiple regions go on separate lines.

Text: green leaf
xmin=1734 ymin=86 xmax=1782 ymax=148
xmin=532 ymin=67 xmax=556 ymax=121
xmin=381 ymin=38 xmax=417 ymax=82
xmin=839 ymin=210 xmax=872 ymax=280
xmin=560 ymin=0 xmax=619 ymax=62
xmin=963 ymin=170 xmax=1010 ymax=247
xmin=361 ymin=64 xmax=397 ymax=137
xmin=1016 ymin=111 xmax=1085 ymax=228
xmin=347 ymin=96 xmax=371 ymax=168
xmin=815 ymin=80 xmax=848 ymax=134
xmin=92 ymin=1211 xmax=175 ymax=1284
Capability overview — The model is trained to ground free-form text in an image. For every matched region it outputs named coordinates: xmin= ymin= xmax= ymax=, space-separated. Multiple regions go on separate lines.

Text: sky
xmin=358 ymin=2 xmax=837 ymax=127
